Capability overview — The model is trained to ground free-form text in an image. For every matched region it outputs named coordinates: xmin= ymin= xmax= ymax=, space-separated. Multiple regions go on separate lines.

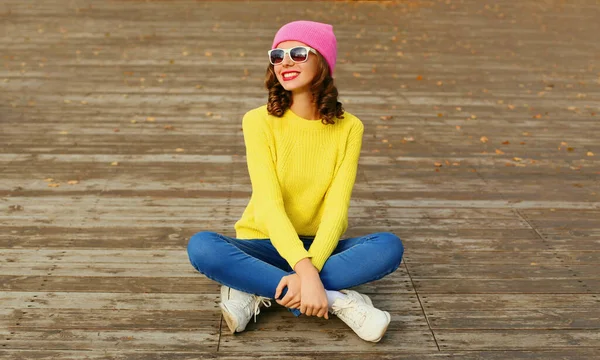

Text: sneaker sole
xmin=371 ymin=311 xmax=391 ymax=343
xmin=219 ymin=302 xmax=239 ymax=334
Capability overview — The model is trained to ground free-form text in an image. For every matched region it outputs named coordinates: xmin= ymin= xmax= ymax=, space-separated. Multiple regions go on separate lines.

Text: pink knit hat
xmin=271 ymin=20 xmax=337 ymax=77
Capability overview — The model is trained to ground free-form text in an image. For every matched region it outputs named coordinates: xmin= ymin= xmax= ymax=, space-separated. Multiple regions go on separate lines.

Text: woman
xmin=187 ymin=20 xmax=404 ymax=343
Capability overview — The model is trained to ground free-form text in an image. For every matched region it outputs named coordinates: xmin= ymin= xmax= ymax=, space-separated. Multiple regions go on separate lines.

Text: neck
xmin=289 ymin=91 xmax=320 ymax=121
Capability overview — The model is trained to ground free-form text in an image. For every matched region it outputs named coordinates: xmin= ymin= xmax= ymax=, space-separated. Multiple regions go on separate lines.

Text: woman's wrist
xmin=294 ymin=258 xmax=319 ymax=278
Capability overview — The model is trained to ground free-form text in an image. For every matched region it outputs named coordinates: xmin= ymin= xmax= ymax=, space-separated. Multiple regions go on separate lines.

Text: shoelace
xmin=332 ymin=298 xmax=367 ymax=328
xmin=252 ymin=296 xmax=272 ymax=323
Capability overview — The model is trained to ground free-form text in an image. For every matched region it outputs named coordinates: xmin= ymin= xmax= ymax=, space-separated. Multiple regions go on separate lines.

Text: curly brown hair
xmin=264 ymin=51 xmax=344 ymax=125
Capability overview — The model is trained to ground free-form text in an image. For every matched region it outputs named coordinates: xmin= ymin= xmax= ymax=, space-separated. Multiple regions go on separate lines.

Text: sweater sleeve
xmin=308 ymin=120 xmax=364 ymax=271
xmin=242 ymin=112 xmax=312 ymax=270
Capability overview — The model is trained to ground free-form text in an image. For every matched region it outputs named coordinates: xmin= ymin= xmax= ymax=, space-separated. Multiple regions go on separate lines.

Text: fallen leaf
xmin=111 ymin=161 xmax=119 ymax=166
xmin=403 ymin=136 xmax=415 ymax=142
xmin=495 ymin=149 xmax=505 ymax=155
xmin=533 ymin=114 xmax=542 ymax=119
xmin=560 ymin=142 xmax=568 ymax=146
xmin=164 ymin=125 xmax=175 ymax=130
xmin=130 ymin=120 xmax=137 ymax=124
xmin=502 ymin=140 xmax=510 ymax=145
xmin=48 ymin=183 xmax=60 ymax=187
xmin=113 ymin=128 xmax=120 ymax=132
xmin=437 ymin=113 xmax=443 ymax=117
xmin=480 ymin=136 xmax=489 ymax=143
xmin=416 ymin=75 xmax=423 ymax=80
xmin=380 ymin=115 xmax=393 ymax=120
xmin=436 ymin=81 xmax=443 ymax=86
xmin=513 ymin=157 xmax=523 ymax=161
xmin=59 ymin=131 xmax=69 ymax=135
xmin=434 ymin=162 xmax=442 ymax=167
xmin=175 ymin=148 xmax=185 ymax=152
xmin=67 ymin=180 xmax=79 ymax=185
xmin=507 ymin=104 xmax=515 ymax=110
xmin=530 ymin=262 xmax=538 ymax=266
xmin=522 ymin=132 xmax=530 ymax=136
xmin=470 ymin=115 xmax=477 ymax=119
xmin=456 ymin=107 xmax=462 ymax=111
xmin=353 ymin=72 xmax=361 ymax=78
xmin=382 ymin=139 xmax=388 ymax=143
xmin=567 ymin=147 xmax=574 ymax=152
xmin=44 ymin=178 xmax=54 ymax=182
xmin=456 ymin=126 xmax=461 ymax=130
xmin=587 ymin=152 xmax=594 ymax=156
xmin=146 ymin=117 xmax=156 ymax=122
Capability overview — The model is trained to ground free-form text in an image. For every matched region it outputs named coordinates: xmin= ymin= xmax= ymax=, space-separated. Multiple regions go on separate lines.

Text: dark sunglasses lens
xmin=290 ymin=47 xmax=308 ymax=62
xmin=270 ymin=50 xmax=284 ymax=64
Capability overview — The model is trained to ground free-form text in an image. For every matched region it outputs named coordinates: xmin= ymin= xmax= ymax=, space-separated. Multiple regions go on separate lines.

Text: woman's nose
xmin=281 ymin=53 xmax=294 ymax=66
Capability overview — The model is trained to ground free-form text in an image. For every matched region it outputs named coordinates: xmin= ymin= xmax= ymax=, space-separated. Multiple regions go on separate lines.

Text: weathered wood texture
xmin=1 ymin=0 xmax=599 ymax=358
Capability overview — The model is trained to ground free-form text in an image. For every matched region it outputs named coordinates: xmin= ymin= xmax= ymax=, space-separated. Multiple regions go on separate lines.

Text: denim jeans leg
xmin=318 ymin=232 xmax=404 ymax=291
xmin=187 ymin=231 xmax=302 ymax=317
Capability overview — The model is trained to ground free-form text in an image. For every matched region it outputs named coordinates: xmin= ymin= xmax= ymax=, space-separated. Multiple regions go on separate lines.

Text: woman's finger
xmin=274 ymin=277 xmax=288 ymax=300
xmin=288 ymin=301 xmax=301 ymax=309
xmin=278 ymin=290 xmax=296 ymax=307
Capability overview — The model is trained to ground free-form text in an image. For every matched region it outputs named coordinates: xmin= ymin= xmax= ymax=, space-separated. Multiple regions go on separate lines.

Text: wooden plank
xmin=1 ymin=350 xmax=600 ymax=360
xmin=420 ymin=294 xmax=600 ymax=311
xmin=413 ymin=278 xmax=592 ymax=294
xmin=0 ymin=329 xmax=218 ymax=351
xmin=1 ymin=308 xmax=220 ymax=330
xmin=408 ymin=264 xmax=599 ymax=279
xmin=0 ymin=292 xmax=219 ymax=310
xmin=217 ymin=329 xmax=438 ymax=352
xmin=435 ymin=330 xmax=600 ymax=350
xmin=0 ymin=275 xmax=218 ymax=293
xmin=427 ymin=310 xmax=600 ymax=329
xmin=405 ymin=251 xmax=600 ymax=265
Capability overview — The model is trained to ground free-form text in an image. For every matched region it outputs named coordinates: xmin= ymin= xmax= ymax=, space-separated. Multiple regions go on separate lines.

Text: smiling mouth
xmin=282 ymin=72 xmax=300 ymax=81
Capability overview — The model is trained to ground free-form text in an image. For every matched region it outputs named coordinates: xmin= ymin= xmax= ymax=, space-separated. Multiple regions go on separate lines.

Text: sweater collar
xmin=285 ymin=108 xmax=330 ymax=130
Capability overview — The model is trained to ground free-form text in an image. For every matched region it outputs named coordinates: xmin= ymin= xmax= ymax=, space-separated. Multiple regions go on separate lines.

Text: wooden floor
xmin=1 ymin=0 xmax=600 ymax=358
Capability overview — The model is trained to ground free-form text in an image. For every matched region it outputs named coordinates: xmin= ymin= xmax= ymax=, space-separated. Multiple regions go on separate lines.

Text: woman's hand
xmin=274 ymin=274 xmax=302 ymax=309
xmin=299 ymin=273 xmax=329 ymax=319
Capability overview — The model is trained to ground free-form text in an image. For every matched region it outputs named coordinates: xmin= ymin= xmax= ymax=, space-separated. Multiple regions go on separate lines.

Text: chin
xmin=279 ymin=80 xmax=308 ymax=92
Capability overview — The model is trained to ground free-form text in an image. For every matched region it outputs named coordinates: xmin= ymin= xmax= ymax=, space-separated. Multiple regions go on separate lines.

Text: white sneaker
xmin=219 ymin=285 xmax=272 ymax=334
xmin=331 ymin=290 xmax=391 ymax=342
xmin=340 ymin=289 xmax=373 ymax=306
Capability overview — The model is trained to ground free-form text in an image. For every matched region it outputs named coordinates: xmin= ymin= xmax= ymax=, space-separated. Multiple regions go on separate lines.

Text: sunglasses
xmin=267 ymin=46 xmax=317 ymax=65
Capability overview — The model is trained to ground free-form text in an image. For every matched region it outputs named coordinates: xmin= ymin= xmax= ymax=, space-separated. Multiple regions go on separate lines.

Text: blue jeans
xmin=187 ymin=231 xmax=403 ymax=317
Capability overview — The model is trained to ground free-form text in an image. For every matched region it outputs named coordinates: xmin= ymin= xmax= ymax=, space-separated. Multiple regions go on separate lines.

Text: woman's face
xmin=272 ymin=40 xmax=319 ymax=93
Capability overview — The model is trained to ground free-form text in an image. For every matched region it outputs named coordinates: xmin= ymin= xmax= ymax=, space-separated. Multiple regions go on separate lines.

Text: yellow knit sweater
xmin=234 ymin=105 xmax=364 ymax=271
